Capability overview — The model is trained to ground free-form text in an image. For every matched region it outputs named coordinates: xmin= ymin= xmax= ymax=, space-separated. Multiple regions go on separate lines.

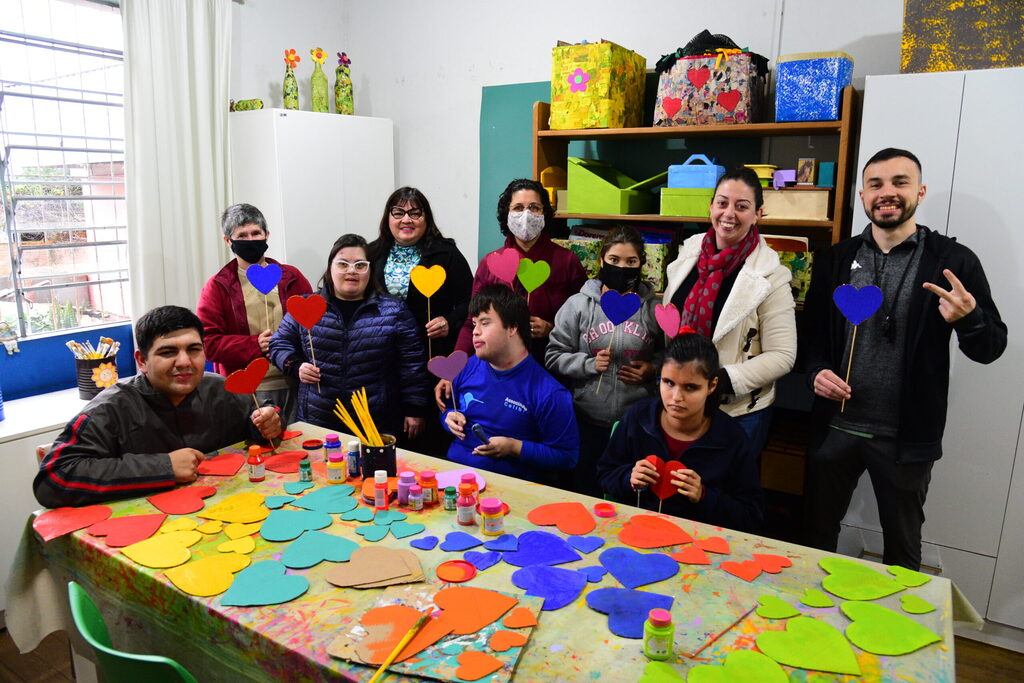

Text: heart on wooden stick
xmin=224 ymin=357 xmax=269 ymax=395
xmin=654 ymin=303 xmax=681 ymax=338
xmin=410 ymin=264 xmax=446 ymax=298
xmin=488 ymin=248 xmax=521 ymax=285
xmin=644 ymin=455 xmax=687 ymax=501
xmin=287 ymin=294 xmax=327 ymax=329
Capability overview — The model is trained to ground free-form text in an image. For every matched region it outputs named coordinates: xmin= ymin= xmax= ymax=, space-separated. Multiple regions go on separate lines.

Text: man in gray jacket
xmin=34 ymin=305 xmax=282 ymax=508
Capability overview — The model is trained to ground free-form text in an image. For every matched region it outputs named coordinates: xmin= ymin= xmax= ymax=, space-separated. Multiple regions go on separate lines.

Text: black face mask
xmin=599 ymin=263 xmax=642 ymax=293
xmin=230 ymin=239 xmax=269 ymax=264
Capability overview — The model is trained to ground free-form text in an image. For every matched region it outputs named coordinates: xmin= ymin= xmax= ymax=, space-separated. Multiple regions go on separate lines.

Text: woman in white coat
xmin=663 ymin=167 xmax=797 ymax=456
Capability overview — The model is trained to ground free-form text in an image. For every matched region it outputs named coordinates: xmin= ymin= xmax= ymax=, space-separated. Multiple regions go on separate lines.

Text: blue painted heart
xmin=340 ymin=508 xmax=374 ymax=522
xmin=388 ymin=521 xmax=425 ymax=539
xmin=833 ymin=284 xmax=883 ymax=326
xmin=483 ymin=534 xmax=518 ymax=552
xmin=578 ymin=565 xmax=608 ymax=583
xmin=246 ymin=263 xmax=283 ymax=295
xmin=410 ymin=535 xmax=439 ymax=551
xmin=586 ymin=587 xmax=674 ymax=638
xmin=439 ymin=531 xmax=483 ymax=552
xmin=600 ymin=290 xmax=643 ymax=326
xmin=221 ymin=560 xmax=309 ymax=606
xmin=500 ymin=530 xmax=581 ymax=567
xmin=290 ymin=485 xmax=357 ymax=514
xmin=464 ymin=550 xmax=501 ymax=571
xmin=512 ymin=565 xmax=588 ymax=611
xmin=568 ymin=535 xmax=605 ymax=554
xmin=260 ymin=509 xmax=333 ymax=542
xmin=281 ymin=530 xmax=359 ymax=569
xmin=355 ymin=524 xmax=390 ymax=542
xmin=599 ymin=547 xmax=679 ymax=589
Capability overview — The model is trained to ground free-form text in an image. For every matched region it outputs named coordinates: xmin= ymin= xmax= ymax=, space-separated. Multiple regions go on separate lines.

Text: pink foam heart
xmin=654 ymin=303 xmax=681 ymax=338
xmin=488 ymin=248 xmax=521 ymax=285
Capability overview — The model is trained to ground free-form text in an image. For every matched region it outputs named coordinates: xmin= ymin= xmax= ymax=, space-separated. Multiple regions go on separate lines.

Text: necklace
xmin=872 ymin=246 xmax=914 ymax=342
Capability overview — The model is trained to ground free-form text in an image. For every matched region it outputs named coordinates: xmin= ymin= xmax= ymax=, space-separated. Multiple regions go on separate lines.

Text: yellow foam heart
xmin=159 ymin=517 xmax=198 ymax=533
xmin=198 ymin=493 xmax=268 ymax=523
xmin=224 ymin=521 xmax=263 ymax=539
xmin=410 ymin=264 xmax=446 ymax=298
xmin=218 ymin=536 xmax=256 ymax=554
xmin=165 ymin=553 xmax=250 ymax=596
xmin=196 ymin=520 xmax=223 ymax=535
xmin=121 ymin=530 xmax=202 ymax=568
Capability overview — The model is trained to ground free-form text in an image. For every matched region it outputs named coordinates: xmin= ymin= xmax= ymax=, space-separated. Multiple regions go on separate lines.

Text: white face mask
xmin=507 ymin=210 xmax=545 ymax=242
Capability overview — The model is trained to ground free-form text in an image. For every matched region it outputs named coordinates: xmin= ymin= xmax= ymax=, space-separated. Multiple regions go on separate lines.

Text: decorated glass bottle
xmin=283 ymin=49 xmax=300 ymax=110
xmin=335 ymin=52 xmax=354 ymax=115
xmin=310 ymin=47 xmax=329 ymax=113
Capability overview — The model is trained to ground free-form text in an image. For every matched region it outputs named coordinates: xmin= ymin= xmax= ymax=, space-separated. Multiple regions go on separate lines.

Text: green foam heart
xmin=799 ymin=588 xmax=835 ymax=608
xmin=841 ymin=600 xmax=941 ymax=655
xmin=637 ymin=660 xmax=682 ymax=682
xmin=819 ymin=556 xmax=904 ymax=601
xmin=517 ymin=258 xmax=551 ymax=293
xmin=900 ymin=594 xmax=936 ymax=614
xmin=756 ymin=594 xmax=800 ymax=620
xmin=888 ymin=565 xmax=931 ymax=587
xmin=688 ymin=650 xmax=788 ymax=683
xmin=756 ymin=616 xmax=861 ymax=676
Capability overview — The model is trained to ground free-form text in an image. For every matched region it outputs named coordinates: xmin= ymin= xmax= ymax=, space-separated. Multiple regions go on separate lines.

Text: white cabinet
xmin=229 ymin=109 xmax=395 ymax=286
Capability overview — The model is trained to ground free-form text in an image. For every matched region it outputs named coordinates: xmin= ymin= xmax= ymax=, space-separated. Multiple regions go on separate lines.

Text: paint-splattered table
xmin=7 ymin=423 xmax=973 ymax=682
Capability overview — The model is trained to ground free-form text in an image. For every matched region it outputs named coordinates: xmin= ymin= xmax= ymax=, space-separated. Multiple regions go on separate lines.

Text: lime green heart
xmin=888 ymin=565 xmax=931 ymax=587
xmin=819 ymin=556 xmax=904 ymax=600
xmin=637 ymin=660 xmax=682 ymax=682
xmin=900 ymin=594 xmax=936 ymax=614
xmin=517 ymin=258 xmax=551 ymax=293
xmin=688 ymin=650 xmax=788 ymax=683
xmin=841 ymin=600 xmax=941 ymax=655
xmin=756 ymin=616 xmax=861 ymax=676
xmin=799 ymin=588 xmax=835 ymax=608
xmin=756 ymin=594 xmax=800 ymax=620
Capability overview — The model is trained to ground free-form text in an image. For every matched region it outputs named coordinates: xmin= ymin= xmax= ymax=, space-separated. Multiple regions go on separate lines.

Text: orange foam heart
xmin=672 ymin=545 xmax=711 ymax=565
xmin=455 ymin=651 xmax=504 ymax=681
xmin=489 ymin=629 xmax=528 ymax=652
xmin=753 ymin=553 xmax=792 ymax=574
xmin=287 ymin=294 xmax=327 ymax=329
xmin=410 ymin=264 xmax=446 ymax=298
xmin=362 ymin=605 xmax=449 ymax=664
xmin=502 ymin=606 xmax=538 ymax=629
xmin=224 ymin=357 xmax=269 ymax=395
xmin=619 ymin=514 xmax=694 ymax=549
xmin=527 ymin=501 xmax=595 ymax=535
xmin=695 ymin=536 xmax=730 ymax=554
xmin=434 ymin=586 xmax=519 ymax=635
xmin=721 ymin=559 xmax=762 ymax=582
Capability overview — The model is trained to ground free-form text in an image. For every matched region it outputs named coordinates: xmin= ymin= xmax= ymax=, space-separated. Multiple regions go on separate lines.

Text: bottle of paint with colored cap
xmin=247 ymin=445 xmax=265 ymax=483
xmin=299 ymin=459 xmax=313 ymax=482
xmin=324 ymin=433 xmax=341 ymax=463
xmin=480 ymin=498 xmax=505 ymax=536
xmin=326 ymin=453 xmax=346 ymax=484
xmin=643 ymin=609 xmax=674 ymax=661
xmin=456 ymin=484 xmax=476 ymax=525
xmin=408 ymin=485 xmax=424 ymax=511
xmin=345 ymin=439 xmax=360 ymax=479
xmin=397 ymin=471 xmax=416 ymax=506
xmin=460 ymin=472 xmax=478 ymax=497
xmin=418 ymin=470 xmax=438 ymax=506
xmin=443 ymin=486 xmax=458 ymax=511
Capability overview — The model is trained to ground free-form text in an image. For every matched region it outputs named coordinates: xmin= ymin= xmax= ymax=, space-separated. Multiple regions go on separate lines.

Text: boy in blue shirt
xmin=443 ymin=285 xmax=579 ymax=484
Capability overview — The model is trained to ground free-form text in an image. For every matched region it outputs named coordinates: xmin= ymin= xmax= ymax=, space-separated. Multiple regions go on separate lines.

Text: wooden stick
xmin=595 ymin=328 xmax=616 ymax=394
xmin=306 ymin=329 xmax=320 ymax=394
xmin=367 ymin=611 xmax=430 ymax=683
xmin=264 ymin=294 xmax=270 ymax=332
xmin=427 ymin=298 xmax=432 ymax=359
xmin=252 ymin=393 xmax=275 ymax=453
xmin=841 ymin=325 xmax=858 ymax=413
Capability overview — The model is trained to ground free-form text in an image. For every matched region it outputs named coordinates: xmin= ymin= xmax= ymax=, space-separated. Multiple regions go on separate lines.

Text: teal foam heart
xmin=283 ymin=481 xmax=315 ymax=495
xmin=374 ymin=510 xmax=408 ymax=526
xmin=221 ymin=561 xmax=309 ymax=606
xmin=340 ymin=508 xmax=374 ymax=522
xmin=260 ymin=509 xmax=333 ymax=542
xmin=819 ymin=556 xmax=904 ymax=601
xmin=265 ymin=495 xmax=295 ymax=509
xmin=841 ymin=600 xmax=941 ymax=655
xmin=388 ymin=521 xmax=425 ymax=539
xmin=355 ymin=524 xmax=390 ymax=542
xmin=290 ymin=485 xmax=357 ymax=513
xmin=281 ymin=530 xmax=359 ymax=568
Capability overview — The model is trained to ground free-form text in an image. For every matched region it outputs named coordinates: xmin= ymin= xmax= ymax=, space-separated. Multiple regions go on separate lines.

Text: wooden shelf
xmin=538 ymin=119 xmax=842 ymax=141
xmin=555 ymin=212 xmax=832 ymax=228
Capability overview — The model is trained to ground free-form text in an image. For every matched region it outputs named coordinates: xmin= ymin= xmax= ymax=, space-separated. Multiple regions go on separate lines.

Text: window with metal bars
xmin=0 ymin=0 xmax=129 ymax=338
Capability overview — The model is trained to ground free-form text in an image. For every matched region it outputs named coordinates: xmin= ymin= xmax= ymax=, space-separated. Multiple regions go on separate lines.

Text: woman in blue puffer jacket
xmin=269 ymin=233 xmax=431 ymax=444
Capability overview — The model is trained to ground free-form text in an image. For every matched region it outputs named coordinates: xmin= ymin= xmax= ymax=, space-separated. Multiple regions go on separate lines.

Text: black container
xmin=359 ymin=434 xmax=397 ymax=478
xmin=76 ymin=357 xmax=117 ymax=400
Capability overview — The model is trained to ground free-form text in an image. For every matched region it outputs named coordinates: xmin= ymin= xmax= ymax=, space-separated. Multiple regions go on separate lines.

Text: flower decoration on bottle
xmin=310 ymin=47 xmax=327 ymax=65
xmin=91 ymin=362 xmax=118 ymax=389
xmin=335 ymin=51 xmax=354 ymax=115
xmin=568 ymin=67 xmax=590 ymax=93
xmin=338 ymin=52 xmax=351 ymax=67
xmin=284 ymin=49 xmax=301 ymax=68
xmin=310 ymin=47 xmax=329 ymax=112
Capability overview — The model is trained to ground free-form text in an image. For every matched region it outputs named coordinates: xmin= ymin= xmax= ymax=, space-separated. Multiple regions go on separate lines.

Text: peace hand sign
xmin=922 ymin=269 xmax=976 ymax=323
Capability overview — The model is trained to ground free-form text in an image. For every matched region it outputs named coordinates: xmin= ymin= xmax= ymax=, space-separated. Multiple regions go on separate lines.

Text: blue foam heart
xmin=599 ymin=547 xmax=679 ymax=589
xmin=340 ymin=508 xmax=374 ymax=522
xmin=483 ymin=534 xmax=518 ymax=552
xmin=265 ymin=495 xmax=295 ymax=510
xmin=501 ymin=530 xmax=581 ymax=567
xmin=281 ymin=530 xmax=359 ymax=569
xmin=284 ymin=481 xmax=315 ymax=495
xmin=464 ymin=550 xmax=501 ymax=571
xmin=600 ymin=290 xmax=642 ymax=326
xmin=439 ymin=531 xmax=483 ymax=552
xmin=833 ymin=284 xmax=883 ymax=326
xmin=355 ymin=524 xmax=390 ymax=542
xmin=579 ymin=566 xmax=608 ymax=583
xmin=389 ymin=521 xmax=425 ymax=539
xmin=568 ymin=535 xmax=605 ymax=554
xmin=260 ymin=509 xmax=333 ymax=542
xmin=246 ymin=263 xmax=283 ymax=295
xmin=410 ymin=535 xmax=439 ymax=551
xmin=221 ymin=560 xmax=309 ymax=607
xmin=512 ymin=565 xmax=588 ymax=611
xmin=290 ymin=485 xmax=357 ymax=514
xmin=586 ymin=587 xmax=674 ymax=638
xmin=374 ymin=510 xmax=408 ymax=526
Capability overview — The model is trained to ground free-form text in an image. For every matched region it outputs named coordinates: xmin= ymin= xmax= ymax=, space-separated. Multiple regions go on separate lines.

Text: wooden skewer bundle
xmin=332 ymin=387 xmax=384 ymax=446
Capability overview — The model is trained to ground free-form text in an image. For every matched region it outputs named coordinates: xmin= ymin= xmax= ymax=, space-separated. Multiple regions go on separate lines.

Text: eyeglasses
xmin=333 ymin=260 xmax=370 ymax=273
xmin=509 ymin=203 xmax=544 ymax=214
xmin=389 ymin=207 xmax=424 ymax=220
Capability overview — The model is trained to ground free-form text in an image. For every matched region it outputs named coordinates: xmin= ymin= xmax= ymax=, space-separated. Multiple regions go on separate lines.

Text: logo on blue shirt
xmin=503 ymin=397 xmax=528 ymax=413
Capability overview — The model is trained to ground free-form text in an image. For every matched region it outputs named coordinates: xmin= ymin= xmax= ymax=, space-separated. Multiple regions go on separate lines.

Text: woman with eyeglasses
xmin=269 ymin=234 xmax=431 ymax=444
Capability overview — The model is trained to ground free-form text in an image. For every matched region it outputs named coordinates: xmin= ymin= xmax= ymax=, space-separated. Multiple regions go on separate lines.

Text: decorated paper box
xmin=653 ymin=51 xmax=768 ymax=126
xmin=775 ymin=51 xmax=854 ymax=122
xmin=660 ymin=188 xmax=714 ymax=218
xmin=764 ymin=235 xmax=813 ymax=304
xmin=550 ymin=40 xmax=646 ymax=130
xmin=554 ymin=235 xmax=672 ymax=292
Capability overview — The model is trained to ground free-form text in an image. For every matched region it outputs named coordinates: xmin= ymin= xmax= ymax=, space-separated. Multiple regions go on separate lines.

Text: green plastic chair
xmin=67 ymin=581 xmax=199 ymax=683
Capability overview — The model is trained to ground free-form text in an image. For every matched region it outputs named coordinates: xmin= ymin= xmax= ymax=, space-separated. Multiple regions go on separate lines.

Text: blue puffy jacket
xmin=268 ymin=288 xmax=431 ymax=435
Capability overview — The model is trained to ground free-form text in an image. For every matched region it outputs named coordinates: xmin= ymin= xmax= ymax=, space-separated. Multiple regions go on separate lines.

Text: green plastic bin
xmin=660 ymin=188 xmax=715 ymax=217
xmin=567 ymin=157 xmax=667 ymax=214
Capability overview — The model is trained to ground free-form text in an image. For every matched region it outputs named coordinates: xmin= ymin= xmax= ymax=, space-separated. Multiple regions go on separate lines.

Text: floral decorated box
xmin=554 ymin=235 xmax=673 ymax=292
xmin=550 ymin=40 xmax=646 ymax=130
xmin=653 ymin=52 xmax=767 ymax=126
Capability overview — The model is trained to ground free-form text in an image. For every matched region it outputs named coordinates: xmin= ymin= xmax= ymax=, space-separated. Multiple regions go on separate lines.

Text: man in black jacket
xmin=801 ymin=148 xmax=1006 ymax=569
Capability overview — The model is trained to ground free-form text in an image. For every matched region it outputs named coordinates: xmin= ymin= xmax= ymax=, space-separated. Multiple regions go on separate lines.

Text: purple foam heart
xmin=246 ymin=262 xmax=283 ymax=295
xmin=410 ymin=535 xmax=438 ymax=551
xmin=579 ymin=566 xmax=608 ymax=583
xmin=483 ymin=534 xmax=518 ymax=552
xmin=435 ymin=468 xmax=486 ymax=493
xmin=464 ymin=550 xmax=501 ymax=571
xmin=599 ymin=547 xmax=679 ymax=589
xmin=512 ymin=565 xmax=588 ymax=611
xmin=427 ymin=351 xmax=469 ymax=382
xmin=833 ymin=284 xmax=883 ymax=326
xmin=489 ymin=248 xmax=521 ymax=284
xmin=600 ymin=290 xmax=642 ymax=326
xmin=586 ymin=587 xmax=674 ymax=638
xmin=439 ymin=531 xmax=483 ymax=552
xmin=501 ymin=530 xmax=581 ymax=567
xmin=568 ymin=535 xmax=605 ymax=554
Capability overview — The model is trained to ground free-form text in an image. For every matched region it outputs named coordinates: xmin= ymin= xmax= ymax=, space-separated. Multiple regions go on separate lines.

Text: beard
xmin=866 ymin=198 xmax=918 ymax=229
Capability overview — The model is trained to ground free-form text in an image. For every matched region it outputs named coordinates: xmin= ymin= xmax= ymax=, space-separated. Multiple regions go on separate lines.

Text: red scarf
xmin=681 ymin=226 xmax=760 ymax=337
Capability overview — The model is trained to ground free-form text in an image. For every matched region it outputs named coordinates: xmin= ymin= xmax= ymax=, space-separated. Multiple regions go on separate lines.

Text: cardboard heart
xmin=327 ymin=547 xmax=423 ymax=588
xmin=567 ymin=535 xmax=604 ymax=554
xmin=511 ymin=565 xmax=587 ymax=611
xmin=409 ymin=535 xmax=438 ymax=550
xmin=717 ymin=89 xmax=741 ymax=113
xmin=217 ymin=536 xmax=255 ymax=554
xmin=455 ymin=651 xmax=504 ymax=681
xmin=671 ymin=545 xmax=711 ymax=565
xmin=221 ymin=560 xmax=309 ymax=606
xmin=687 ymin=65 xmax=711 ymax=89
xmin=527 ymin=501 xmax=595 ymax=535
xmin=488 ymin=248 xmax=521 ymax=284
xmin=427 ymin=350 xmax=469 ymax=382
xmin=260 ymin=509 xmax=333 ymax=542
xmin=196 ymin=520 xmax=223 ymax=534
xmin=841 ymin=600 xmax=941 ymax=655
xmin=819 ymin=556 xmax=904 ymax=600
xmin=263 ymin=451 xmax=307 ymax=474
xmin=900 ymin=594 xmax=936 ymax=614
xmin=661 ymin=96 xmax=683 ymax=119
xmin=197 ymin=452 xmax=245 ymax=476
xmin=517 ymin=258 xmax=551 ymax=293
xmin=464 ymin=550 xmax=501 ymax=572
xmin=753 ymin=553 xmax=792 ymax=574
xmin=165 ymin=553 xmax=250 ymax=597
xmin=695 ymin=536 xmax=730 ymax=554
xmin=888 ymin=565 xmax=932 ymax=587
xmin=579 ymin=566 xmax=608 ymax=583
xmin=586 ymin=587 xmax=674 ymax=639
xmin=502 ymin=606 xmax=538 ymax=629
xmin=439 ymin=531 xmax=483 ymax=552
xmin=245 ymin=262 xmax=282 ymax=295
xmin=600 ymin=547 xmax=679 ymax=589
xmin=286 ymin=293 xmax=327 ymax=329
xmin=721 ymin=560 xmax=762 ymax=582
xmin=291 ymin=485 xmax=357 ymax=513
xmin=500 ymin=530 xmax=581 ymax=567
xmin=410 ymin=264 xmax=446 ymax=298
xmin=654 ymin=303 xmax=681 ymax=338
xmin=86 ymin=513 xmax=166 ymax=547
xmin=148 ymin=486 xmax=217 ymax=515
xmin=224 ymin=357 xmax=269 ymax=395
xmin=341 ymin=507 xmax=375 ymax=522
xmin=389 ymin=521 xmax=425 ymax=539
xmin=686 ymin=650 xmax=787 ymax=683
xmin=198 ymin=492 xmax=268 ymax=523
xmin=488 ymin=629 xmax=528 ymax=652
xmin=619 ymin=515 xmax=694 ymax=549
xmin=264 ymin=495 xmax=295 ymax=509
xmin=600 ymin=290 xmax=642 ymax=326
xmin=644 ymin=455 xmax=687 ymax=500
xmin=281 ymin=530 xmax=359 ymax=568
xmin=833 ymin=284 xmax=884 ymax=326
xmin=356 ymin=524 xmax=390 ymax=542
xmin=756 ymin=594 xmax=800 ymax=619
xmin=122 ymin=530 xmax=202 ymax=568
xmin=756 ymin=616 xmax=861 ymax=675
xmin=799 ymin=588 xmax=834 ymax=608
xmin=483 ymin=533 xmax=518 ymax=552
xmin=33 ymin=505 xmax=112 ymax=542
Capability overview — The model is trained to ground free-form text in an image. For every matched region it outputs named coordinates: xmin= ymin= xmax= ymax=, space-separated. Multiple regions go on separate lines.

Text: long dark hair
xmin=495 ymin=178 xmax=554 ymax=237
xmin=372 ymin=187 xmax=446 ymax=253
xmin=663 ymin=332 xmax=721 ymax=417
xmin=320 ymin=233 xmax=383 ymax=298
xmin=715 ymin=167 xmax=764 ymax=210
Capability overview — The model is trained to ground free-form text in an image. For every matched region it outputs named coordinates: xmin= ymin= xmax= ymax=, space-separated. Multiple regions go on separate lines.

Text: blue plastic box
xmin=667 ymin=154 xmax=726 ymax=189
xmin=775 ymin=51 xmax=853 ymax=122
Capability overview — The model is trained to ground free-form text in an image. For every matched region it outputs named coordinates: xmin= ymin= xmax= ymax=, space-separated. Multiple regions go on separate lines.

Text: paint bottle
xmin=443 ymin=486 xmax=458 ymax=511
xmin=247 ymin=445 xmax=265 ymax=483
xmin=643 ymin=609 xmax=674 ymax=661
xmin=479 ymin=497 xmax=505 ymax=536
xmin=456 ymin=484 xmax=476 ymax=525
xmin=460 ymin=472 xmax=479 ymax=497
xmin=345 ymin=439 xmax=361 ymax=479
xmin=374 ymin=481 xmax=388 ymax=510
xmin=299 ymin=459 xmax=313 ymax=483
xmin=418 ymin=470 xmax=439 ymax=507
xmin=408 ymin=484 xmax=424 ymax=511
xmin=324 ymin=433 xmax=342 ymax=463
xmin=397 ymin=471 xmax=416 ymax=506
xmin=326 ymin=452 xmax=346 ymax=484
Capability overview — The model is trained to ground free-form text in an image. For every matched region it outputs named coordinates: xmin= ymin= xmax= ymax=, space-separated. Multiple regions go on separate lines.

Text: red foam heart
xmin=661 ymin=96 xmax=683 ymax=119
xmin=281 ymin=430 xmax=302 ymax=440
xmin=527 ymin=501 xmax=595 ymax=535
xmin=753 ymin=553 xmax=792 ymax=574
xmin=287 ymin=294 xmax=327 ymax=329
xmin=644 ymin=455 xmax=687 ymax=500
xmin=720 ymin=559 xmax=762 ymax=582
xmin=619 ymin=514 xmax=694 ymax=549
xmin=147 ymin=485 xmax=217 ymax=515
xmin=33 ymin=505 xmax=112 ymax=542
xmin=488 ymin=248 xmax=521 ymax=285
xmin=717 ymin=89 xmax=742 ymax=113
xmin=197 ymin=452 xmax=245 ymax=476
xmin=671 ymin=545 xmax=712 ymax=565
xmin=687 ymin=66 xmax=710 ymax=89
xmin=224 ymin=357 xmax=269 ymax=395
xmin=695 ymin=536 xmax=730 ymax=554
xmin=263 ymin=451 xmax=307 ymax=473
xmin=86 ymin=513 xmax=166 ymax=547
